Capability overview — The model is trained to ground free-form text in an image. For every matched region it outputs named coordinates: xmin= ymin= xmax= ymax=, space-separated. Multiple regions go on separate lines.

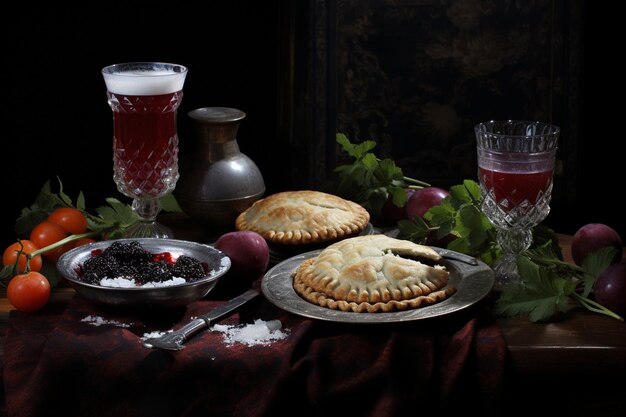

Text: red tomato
xmin=72 ymin=237 xmax=96 ymax=248
xmin=48 ymin=207 xmax=88 ymax=234
xmin=7 ymin=271 xmax=51 ymax=312
xmin=2 ymin=240 xmax=43 ymax=273
xmin=29 ymin=221 xmax=70 ymax=262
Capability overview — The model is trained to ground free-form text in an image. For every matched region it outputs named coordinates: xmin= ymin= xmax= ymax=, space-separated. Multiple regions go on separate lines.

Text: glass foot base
xmin=124 ymin=221 xmax=174 ymax=239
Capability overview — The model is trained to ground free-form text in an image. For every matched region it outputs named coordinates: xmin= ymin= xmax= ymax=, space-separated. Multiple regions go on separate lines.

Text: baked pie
xmin=293 ymin=234 xmax=456 ymax=312
xmin=235 ymin=190 xmax=370 ymax=246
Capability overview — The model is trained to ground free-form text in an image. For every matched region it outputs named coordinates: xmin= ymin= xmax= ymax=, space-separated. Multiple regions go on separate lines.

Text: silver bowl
xmin=56 ymin=238 xmax=231 ymax=309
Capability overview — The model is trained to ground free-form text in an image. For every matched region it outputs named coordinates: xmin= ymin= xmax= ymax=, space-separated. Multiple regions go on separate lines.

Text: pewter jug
xmin=175 ymin=107 xmax=265 ymax=230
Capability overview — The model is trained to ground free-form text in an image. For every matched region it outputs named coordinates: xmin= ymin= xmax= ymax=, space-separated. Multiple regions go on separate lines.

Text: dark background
xmin=2 ymin=1 xmax=622 ymax=246
xmin=1 ymin=1 xmax=282 ymax=242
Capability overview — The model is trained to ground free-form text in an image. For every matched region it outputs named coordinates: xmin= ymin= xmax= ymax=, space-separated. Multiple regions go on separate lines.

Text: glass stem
xmin=496 ymin=227 xmax=533 ymax=255
xmin=492 ymin=227 xmax=533 ymax=290
xmin=123 ymin=197 xmax=173 ymax=239
xmin=132 ymin=197 xmax=161 ymax=222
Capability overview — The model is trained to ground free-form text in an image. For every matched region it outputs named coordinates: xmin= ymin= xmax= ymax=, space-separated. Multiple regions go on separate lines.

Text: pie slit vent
xmin=292 ymin=234 xmax=457 ymax=313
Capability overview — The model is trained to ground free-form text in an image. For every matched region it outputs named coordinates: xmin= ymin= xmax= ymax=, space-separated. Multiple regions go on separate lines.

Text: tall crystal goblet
xmin=102 ymin=62 xmax=187 ymax=238
xmin=475 ymin=120 xmax=559 ymax=290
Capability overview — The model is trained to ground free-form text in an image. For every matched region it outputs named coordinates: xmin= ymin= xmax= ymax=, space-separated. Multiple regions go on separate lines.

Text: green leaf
xmin=15 ymin=206 xmax=49 ymax=238
xmin=388 ymin=186 xmax=408 ymax=207
xmin=447 ymin=237 xmax=473 ymax=254
xmin=14 ymin=177 xmax=94 ymax=238
xmin=397 ymin=219 xmax=430 ymax=244
xmin=495 ymin=257 xmax=577 ymax=322
xmin=424 ymin=200 xmax=456 ymax=238
xmin=39 ymin=260 xmax=61 ymax=287
xmin=458 ymin=204 xmax=488 ymax=248
xmin=449 ymin=183 xmax=472 ymax=204
xmin=103 ymin=198 xmax=137 ymax=224
xmin=424 ymin=198 xmax=453 ymax=222
xmin=76 ymin=191 xmax=86 ymax=211
xmin=15 ymin=180 xmax=65 ymax=237
xmin=361 ymin=152 xmax=378 ymax=171
xmin=523 ymin=241 xmax=579 ymax=280
xmin=333 ymin=133 xmax=420 ymax=221
xmin=160 ymin=194 xmax=183 ymax=213
xmin=0 ymin=264 xmax=14 ymax=283
xmin=463 ymin=179 xmax=482 ymax=202
xmin=580 ymin=246 xmax=620 ymax=298
xmin=361 ymin=187 xmax=388 ymax=218
xmin=377 ymin=158 xmax=404 ymax=182
xmin=532 ymin=224 xmax=563 ymax=260
xmin=336 ymin=133 xmax=376 ymax=159
xmin=56 ymin=176 xmax=74 ymax=206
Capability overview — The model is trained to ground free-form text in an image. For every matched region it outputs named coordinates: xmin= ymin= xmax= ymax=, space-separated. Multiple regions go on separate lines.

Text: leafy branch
xmin=495 ymin=248 xmax=623 ymax=322
xmin=397 ymin=179 xmax=502 ymax=264
xmin=334 ymin=133 xmax=429 ymax=221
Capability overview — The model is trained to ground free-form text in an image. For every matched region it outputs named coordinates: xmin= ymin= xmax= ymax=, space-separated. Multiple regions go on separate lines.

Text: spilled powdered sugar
xmin=141 ymin=330 xmax=173 ymax=340
xmin=211 ymin=319 xmax=289 ymax=346
xmin=81 ymin=315 xmax=132 ymax=328
xmin=81 ymin=314 xmax=289 ymax=349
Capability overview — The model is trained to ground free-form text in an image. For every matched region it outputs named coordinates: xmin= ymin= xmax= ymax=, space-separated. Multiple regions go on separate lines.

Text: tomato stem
xmin=28 ymin=230 xmax=101 ymax=259
xmin=15 ymin=241 xmax=27 ymax=274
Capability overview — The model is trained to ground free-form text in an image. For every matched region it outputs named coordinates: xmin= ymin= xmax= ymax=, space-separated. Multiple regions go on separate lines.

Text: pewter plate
xmin=57 ymin=238 xmax=231 ymax=309
xmin=261 ymin=247 xmax=494 ymax=323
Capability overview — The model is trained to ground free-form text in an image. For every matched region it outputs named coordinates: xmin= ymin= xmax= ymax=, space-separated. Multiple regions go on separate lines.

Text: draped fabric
xmin=2 ymin=284 xmax=505 ymax=417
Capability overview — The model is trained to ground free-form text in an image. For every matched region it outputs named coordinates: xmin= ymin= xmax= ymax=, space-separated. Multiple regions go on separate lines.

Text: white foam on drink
xmin=103 ymin=64 xmax=187 ymax=95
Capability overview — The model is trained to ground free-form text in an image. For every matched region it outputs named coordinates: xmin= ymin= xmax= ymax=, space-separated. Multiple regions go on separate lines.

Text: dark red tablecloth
xmin=2 ymin=282 xmax=505 ymax=417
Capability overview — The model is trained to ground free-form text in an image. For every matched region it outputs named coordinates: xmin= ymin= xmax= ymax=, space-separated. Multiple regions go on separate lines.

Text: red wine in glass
xmin=110 ymin=91 xmax=182 ymax=198
xmin=478 ymin=167 xmax=554 ymax=209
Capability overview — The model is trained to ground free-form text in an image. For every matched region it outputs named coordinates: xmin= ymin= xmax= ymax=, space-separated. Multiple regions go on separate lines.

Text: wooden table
xmin=1 ymin=216 xmax=625 ymax=415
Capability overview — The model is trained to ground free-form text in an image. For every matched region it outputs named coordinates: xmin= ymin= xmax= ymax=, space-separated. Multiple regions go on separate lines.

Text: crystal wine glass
xmin=102 ymin=62 xmax=187 ymax=238
xmin=475 ymin=120 xmax=559 ymax=290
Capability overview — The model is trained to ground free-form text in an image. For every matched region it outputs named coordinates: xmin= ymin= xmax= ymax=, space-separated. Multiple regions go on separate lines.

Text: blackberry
xmin=81 ymin=254 xmax=121 ymax=284
xmin=103 ymin=241 xmax=151 ymax=263
xmin=172 ymin=255 xmax=206 ymax=281
xmin=129 ymin=259 xmax=174 ymax=285
xmin=78 ymin=240 xmax=207 ymax=286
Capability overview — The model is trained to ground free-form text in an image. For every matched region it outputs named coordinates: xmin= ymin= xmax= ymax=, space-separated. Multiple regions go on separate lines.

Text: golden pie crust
xmin=235 ymin=190 xmax=370 ymax=246
xmin=293 ymin=234 xmax=455 ymax=313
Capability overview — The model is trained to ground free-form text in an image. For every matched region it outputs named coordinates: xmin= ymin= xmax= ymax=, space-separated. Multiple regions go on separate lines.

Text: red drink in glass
xmin=478 ymin=167 xmax=554 ymax=208
xmin=109 ymin=91 xmax=183 ymax=197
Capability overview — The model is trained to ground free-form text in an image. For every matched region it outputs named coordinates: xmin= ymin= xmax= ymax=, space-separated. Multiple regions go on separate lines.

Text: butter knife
xmin=143 ymin=288 xmax=261 ymax=351
xmin=436 ymin=248 xmax=479 ymax=266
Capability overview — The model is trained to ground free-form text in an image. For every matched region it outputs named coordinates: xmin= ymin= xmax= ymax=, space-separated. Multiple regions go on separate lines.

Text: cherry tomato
xmin=72 ymin=237 xmax=96 ymax=248
xmin=48 ymin=207 xmax=88 ymax=234
xmin=29 ymin=221 xmax=70 ymax=262
xmin=2 ymin=240 xmax=43 ymax=273
xmin=7 ymin=271 xmax=51 ymax=312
